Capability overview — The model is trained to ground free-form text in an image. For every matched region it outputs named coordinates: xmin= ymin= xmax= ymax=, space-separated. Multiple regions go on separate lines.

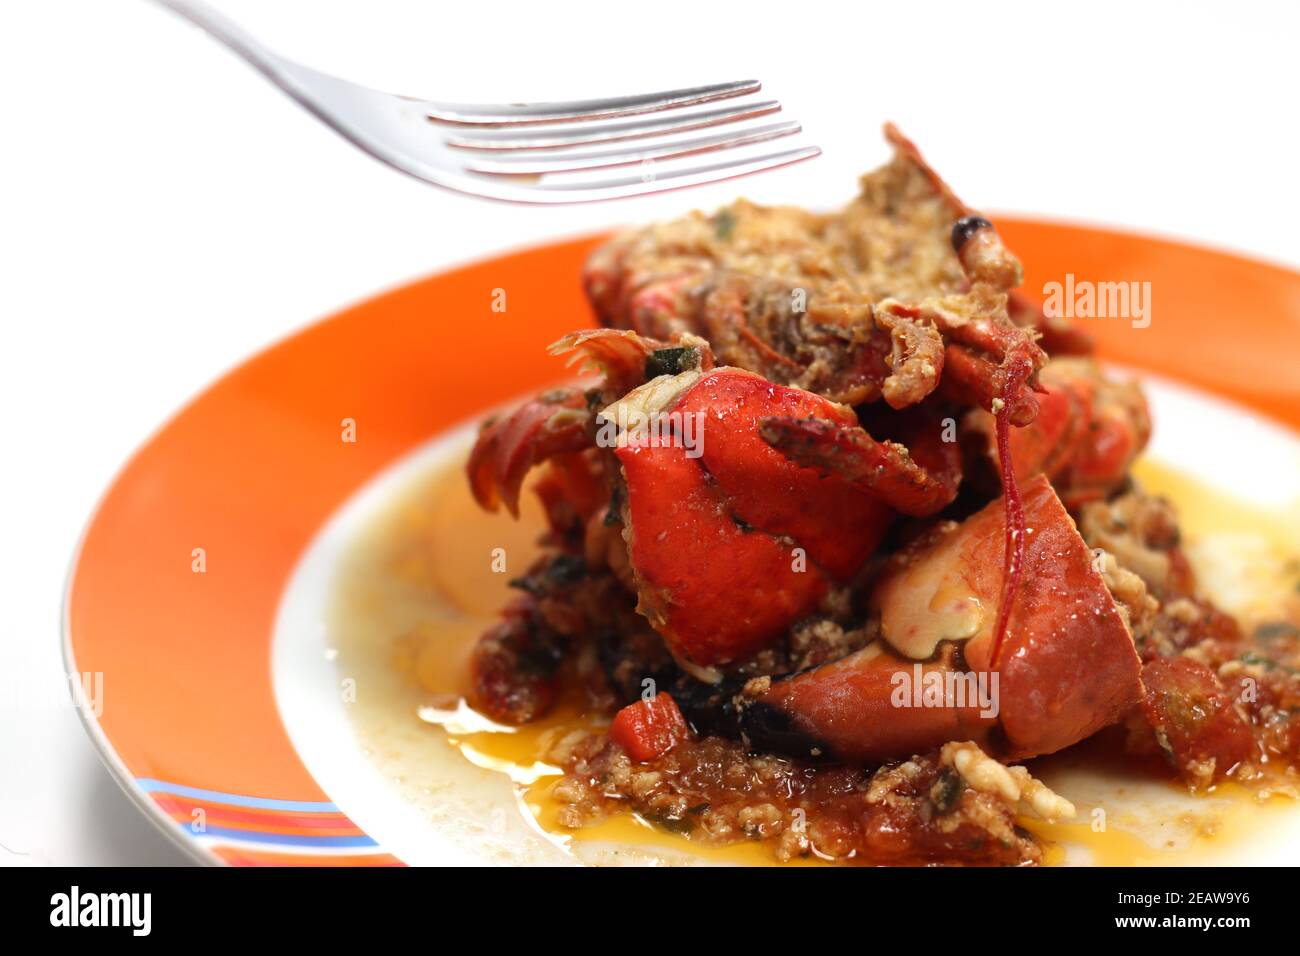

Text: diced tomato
xmin=1140 ymin=657 xmax=1254 ymax=782
xmin=610 ymin=692 xmax=689 ymax=762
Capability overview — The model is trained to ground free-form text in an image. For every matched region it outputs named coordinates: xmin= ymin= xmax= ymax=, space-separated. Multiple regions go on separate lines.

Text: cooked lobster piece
xmin=454 ymin=125 xmax=1298 ymax=863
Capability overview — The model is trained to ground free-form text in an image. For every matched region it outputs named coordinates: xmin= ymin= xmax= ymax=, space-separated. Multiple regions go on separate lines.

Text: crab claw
xmin=742 ymin=476 xmax=1143 ymax=762
xmin=616 ymin=368 xmax=894 ymax=668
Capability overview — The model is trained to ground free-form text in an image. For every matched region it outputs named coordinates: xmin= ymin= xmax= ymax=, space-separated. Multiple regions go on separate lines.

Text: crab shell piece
xmin=748 ymin=475 xmax=1143 ymax=763
xmin=616 ymin=368 xmax=894 ymax=668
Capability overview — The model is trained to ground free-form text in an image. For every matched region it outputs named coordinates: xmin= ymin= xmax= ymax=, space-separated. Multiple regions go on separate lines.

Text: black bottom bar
xmin=13 ymin=865 xmax=1280 ymax=939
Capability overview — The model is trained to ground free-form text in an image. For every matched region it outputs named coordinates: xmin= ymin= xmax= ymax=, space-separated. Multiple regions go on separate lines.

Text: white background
xmin=1 ymin=0 xmax=1297 ymax=866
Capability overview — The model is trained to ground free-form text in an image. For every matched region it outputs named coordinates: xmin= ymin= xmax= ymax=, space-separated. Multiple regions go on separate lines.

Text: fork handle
xmin=152 ymin=0 xmax=290 ymax=81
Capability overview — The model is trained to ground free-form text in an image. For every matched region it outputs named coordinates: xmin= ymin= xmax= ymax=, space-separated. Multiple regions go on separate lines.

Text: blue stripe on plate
xmin=137 ymin=778 xmax=341 ymax=813
xmin=194 ymin=825 xmax=379 ymax=848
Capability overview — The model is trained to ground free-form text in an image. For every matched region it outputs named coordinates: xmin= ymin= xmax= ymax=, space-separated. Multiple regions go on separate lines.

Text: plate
xmin=64 ymin=222 xmax=1300 ymax=865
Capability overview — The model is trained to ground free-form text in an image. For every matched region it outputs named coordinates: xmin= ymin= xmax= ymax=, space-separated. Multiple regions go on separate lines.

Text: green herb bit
xmin=644 ymin=346 xmax=699 ymax=379
xmin=713 ymin=209 xmax=736 ymax=240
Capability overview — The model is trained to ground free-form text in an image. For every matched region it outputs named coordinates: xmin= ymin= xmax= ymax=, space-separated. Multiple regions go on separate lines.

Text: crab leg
xmin=468 ymin=329 xmax=717 ymax=517
xmin=467 ymin=389 xmax=591 ymax=516
xmin=759 ymin=409 xmax=961 ymax=518
xmin=880 ymin=128 xmax=1050 ymax=421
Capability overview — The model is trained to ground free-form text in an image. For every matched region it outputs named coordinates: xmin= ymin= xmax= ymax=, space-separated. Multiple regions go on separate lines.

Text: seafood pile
xmin=461 ymin=126 xmax=1300 ymax=864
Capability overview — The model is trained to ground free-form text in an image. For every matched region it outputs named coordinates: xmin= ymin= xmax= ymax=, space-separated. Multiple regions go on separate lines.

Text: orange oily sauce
xmin=334 ymin=451 xmax=1300 ymax=865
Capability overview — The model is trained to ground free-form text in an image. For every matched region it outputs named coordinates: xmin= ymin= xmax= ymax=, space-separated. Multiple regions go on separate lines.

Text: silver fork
xmin=154 ymin=0 xmax=821 ymax=203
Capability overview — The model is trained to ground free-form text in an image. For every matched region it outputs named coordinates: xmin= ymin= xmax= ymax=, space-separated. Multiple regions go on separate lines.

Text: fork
xmin=153 ymin=0 xmax=821 ymax=203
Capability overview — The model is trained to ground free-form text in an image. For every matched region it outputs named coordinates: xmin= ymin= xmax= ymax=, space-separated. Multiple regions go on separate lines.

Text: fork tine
xmin=507 ymin=145 xmax=823 ymax=203
xmin=462 ymin=121 xmax=803 ymax=176
xmin=423 ymin=79 xmax=761 ymax=126
xmin=446 ymin=100 xmax=782 ymax=150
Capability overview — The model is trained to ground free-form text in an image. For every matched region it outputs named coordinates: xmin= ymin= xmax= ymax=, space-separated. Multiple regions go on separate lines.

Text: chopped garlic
xmin=1007 ymin=766 xmax=1076 ymax=822
xmin=941 ymin=741 xmax=1075 ymax=821
xmin=942 ymin=741 xmax=1020 ymax=802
